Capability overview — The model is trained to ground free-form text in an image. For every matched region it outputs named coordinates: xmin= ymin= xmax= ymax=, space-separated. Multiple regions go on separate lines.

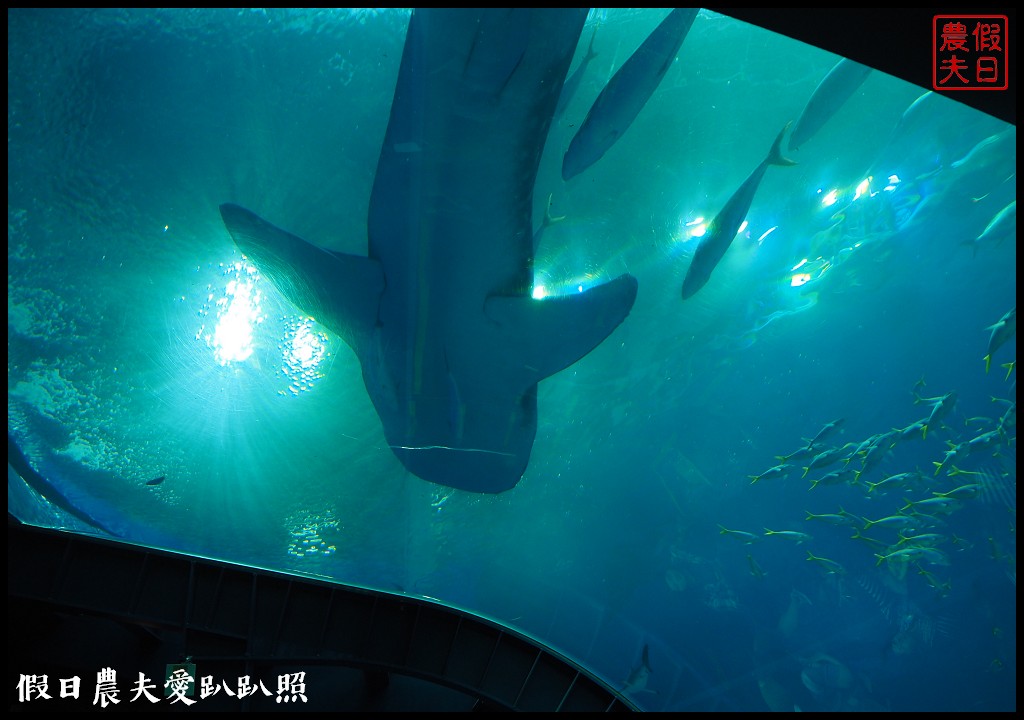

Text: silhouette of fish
xmin=220 ymin=10 xmax=637 ymax=493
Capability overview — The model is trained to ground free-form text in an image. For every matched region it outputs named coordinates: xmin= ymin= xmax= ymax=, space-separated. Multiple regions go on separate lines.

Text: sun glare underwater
xmin=8 ymin=9 xmax=1015 ymax=711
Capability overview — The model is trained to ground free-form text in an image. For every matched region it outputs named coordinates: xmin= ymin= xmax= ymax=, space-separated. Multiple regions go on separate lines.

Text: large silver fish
xmin=562 ymin=8 xmax=698 ymax=181
xmin=965 ymin=200 xmax=1016 ymax=258
xmin=788 ymin=57 xmax=871 ymax=151
xmin=680 ymin=124 xmax=795 ymax=300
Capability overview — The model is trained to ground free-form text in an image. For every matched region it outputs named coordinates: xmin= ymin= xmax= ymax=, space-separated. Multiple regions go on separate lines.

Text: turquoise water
xmin=8 ymin=9 xmax=1015 ymax=711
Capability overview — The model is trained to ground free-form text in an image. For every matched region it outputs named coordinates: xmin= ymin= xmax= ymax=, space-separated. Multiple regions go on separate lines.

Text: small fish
xmin=874 ymin=546 xmax=928 ymax=566
xmin=999 ymin=361 xmax=1015 ymax=381
xmin=804 ymin=510 xmax=856 ymax=526
xmin=864 ymin=471 xmax=920 ymax=494
xmin=895 ymin=531 xmax=947 ymax=548
xmin=921 ymin=392 xmax=958 ymax=439
xmin=146 ymin=476 xmax=165 ymax=486
xmin=844 ymin=434 xmax=880 ymax=466
xmin=901 ymin=496 xmax=962 ymax=515
xmin=801 ymin=446 xmax=847 ymax=478
xmin=531 ymin=193 xmax=567 ymax=251
xmin=946 ymin=468 xmax=980 ymax=482
xmin=932 ymin=442 xmax=968 ymax=476
xmin=805 ymin=551 xmax=845 ymax=575
xmin=764 ymin=528 xmax=812 ymax=544
xmin=994 ymin=397 xmax=1016 ymax=432
xmin=849 ymin=527 xmax=888 ymax=550
xmin=964 ymin=430 xmax=1003 ymax=457
xmin=718 ymin=524 xmax=761 ymax=544
xmin=837 ymin=506 xmax=865 ymax=525
xmin=749 ymin=463 xmax=791 ymax=484
xmin=808 ymin=467 xmax=857 ymax=491
xmin=984 ymin=307 xmax=1015 ymax=374
xmin=862 ymin=514 xmax=917 ymax=531
xmin=776 ymin=444 xmax=816 ymax=463
xmin=892 ymin=419 xmax=927 ymax=444
xmin=804 ymin=418 xmax=845 ymax=449
xmin=911 ymin=375 xmax=928 ymax=402
xmin=858 ymin=431 xmax=897 ymax=474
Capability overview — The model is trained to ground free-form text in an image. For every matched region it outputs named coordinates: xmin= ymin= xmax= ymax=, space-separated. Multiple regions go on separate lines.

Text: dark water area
xmin=9 ymin=9 xmax=1015 ymax=711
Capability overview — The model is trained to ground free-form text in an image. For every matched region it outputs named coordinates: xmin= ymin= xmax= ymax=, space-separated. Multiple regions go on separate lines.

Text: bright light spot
xmin=853 ymin=177 xmax=872 ymax=200
xmin=789 ymin=257 xmax=831 ymax=288
xmin=203 ymin=262 xmax=263 ymax=366
xmin=286 ymin=509 xmax=339 ymax=559
xmin=529 ymin=272 xmax=601 ymax=300
xmin=737 ymin=220 xmax=748 ymax=235
xmin=279 ymin=317 xmax=329 ymax=394
xmin=680 ymin=216 xmax=707 ymax=240
xmin=755 ymin=226 xmax=778 ymax=245
xmin=884 ymin=174 xmax=901 ymax=192
xmin=821 ymin=189 xmax=839 ymax=207
xmin=287 ymin=321 xmax=322 ymax=368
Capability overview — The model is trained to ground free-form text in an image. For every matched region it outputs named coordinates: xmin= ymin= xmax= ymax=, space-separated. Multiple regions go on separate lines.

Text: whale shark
xmin=220 ymin=9 xmax=638 ymax=493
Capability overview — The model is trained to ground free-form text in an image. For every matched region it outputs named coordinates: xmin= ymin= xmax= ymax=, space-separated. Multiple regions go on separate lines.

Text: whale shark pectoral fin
xmin=219 ymin=203 xmax=384 ymax=353
xmin=484 ymin=273 xmax=637 ymax=383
